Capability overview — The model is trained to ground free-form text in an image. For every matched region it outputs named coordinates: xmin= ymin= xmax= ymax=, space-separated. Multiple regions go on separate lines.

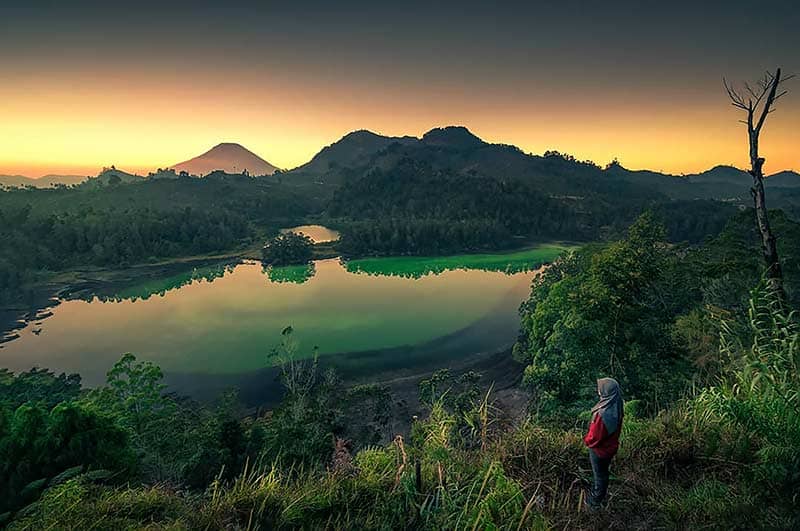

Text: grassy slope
xmin=11 ymin=405 xmax=797 ymax=530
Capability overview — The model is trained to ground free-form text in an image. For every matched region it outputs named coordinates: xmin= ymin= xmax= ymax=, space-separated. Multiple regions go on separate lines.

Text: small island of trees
xmin=261 ymin=232 xmax=314 ymax=266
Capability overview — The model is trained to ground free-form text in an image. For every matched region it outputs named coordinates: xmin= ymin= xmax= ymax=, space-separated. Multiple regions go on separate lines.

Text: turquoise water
xmin=0 ymin=250 xmax=551 ymax=398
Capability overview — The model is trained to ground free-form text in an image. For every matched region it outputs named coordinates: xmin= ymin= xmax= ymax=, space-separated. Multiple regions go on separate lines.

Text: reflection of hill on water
xmin=264 ymin=263 xmax=316 ymax=284
xmin=343 ymin=246 xmax=568 ymax=279
xmin=345 ymin=263 xmax=528 ymax=279
xmin=86 ymin=264 xmax=236 ymax=302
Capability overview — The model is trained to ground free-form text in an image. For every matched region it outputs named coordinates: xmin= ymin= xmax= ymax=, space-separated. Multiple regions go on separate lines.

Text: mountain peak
xmin=767 ymin=169 xmax=800 ymax=188
xmin=335 ymin=130 xmax=390 ymax=146
xmin=293 ymin=130 xmax=417 ymax=176
xmin=688 ymin=165 xmax=748 ymax=184
xmin=171 ymin=143 xmax=277 ymax=176
xmin=210 ymin=142 xmax=247 ymax=150
xmin=422 ymin=126 xmax=484 ymax=148
xmin=341 ymin=129 xmax=381 ymax=140
xmin=705 ymin=164 xmax=741 ymax=173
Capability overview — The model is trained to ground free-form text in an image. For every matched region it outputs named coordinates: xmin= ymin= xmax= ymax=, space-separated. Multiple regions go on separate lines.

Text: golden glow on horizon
xmin=1 ymin=68 xmax=798 ymax=177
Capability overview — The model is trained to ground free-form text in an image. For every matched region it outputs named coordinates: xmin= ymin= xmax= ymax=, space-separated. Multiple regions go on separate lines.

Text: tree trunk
xmin=748 ymin=130 xmax=785 ymax=300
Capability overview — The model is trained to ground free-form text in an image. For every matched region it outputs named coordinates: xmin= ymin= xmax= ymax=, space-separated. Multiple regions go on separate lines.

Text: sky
xmin=1 ymin=0 xmax=798 ymax=177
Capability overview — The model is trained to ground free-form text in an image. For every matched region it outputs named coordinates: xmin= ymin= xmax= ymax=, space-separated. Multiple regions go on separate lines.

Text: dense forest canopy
xmin=314 ymin=127 xmax=792 ymax=254
xmin=0 ymin=175 xmax=318 ymax=301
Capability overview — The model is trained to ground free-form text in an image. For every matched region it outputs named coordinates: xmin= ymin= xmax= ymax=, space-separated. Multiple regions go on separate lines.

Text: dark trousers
xmin=588 ymin=448 xmax=612 ymax=505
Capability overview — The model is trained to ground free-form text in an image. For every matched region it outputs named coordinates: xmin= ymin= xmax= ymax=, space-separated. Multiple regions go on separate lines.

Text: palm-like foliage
xmin=693 ymin=283 xmax=800 ymax=489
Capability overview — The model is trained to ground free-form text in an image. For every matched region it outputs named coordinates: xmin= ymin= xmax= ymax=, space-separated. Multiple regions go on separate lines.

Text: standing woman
xmin=583 ymin=377 xmax=624 ymax=508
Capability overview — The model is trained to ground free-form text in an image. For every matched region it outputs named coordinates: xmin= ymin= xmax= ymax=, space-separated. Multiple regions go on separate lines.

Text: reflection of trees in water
xmin=343 ymin=259 xmax=538 ymax=279
xmin=86 ymin=264 xmax=235 ymax=302
xmin=264 ymin=263 xmax=316 ymax=284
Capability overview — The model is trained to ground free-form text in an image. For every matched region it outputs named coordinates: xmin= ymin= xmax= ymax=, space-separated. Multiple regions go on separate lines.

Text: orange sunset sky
xmin=1 ymin=1 xmax=798 ymax=177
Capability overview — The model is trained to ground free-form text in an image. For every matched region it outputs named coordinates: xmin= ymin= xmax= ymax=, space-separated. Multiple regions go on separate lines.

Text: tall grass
xmin=693 ymin=283 xmax=800 ymax=490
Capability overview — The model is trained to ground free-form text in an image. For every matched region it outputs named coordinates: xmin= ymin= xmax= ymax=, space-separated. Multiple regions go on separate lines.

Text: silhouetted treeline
xmin=0 ymin=158 xmax=785 ymax=299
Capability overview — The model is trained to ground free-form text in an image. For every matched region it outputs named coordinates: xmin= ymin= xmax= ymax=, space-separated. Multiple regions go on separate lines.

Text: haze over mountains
xmin=1 ymin=127 xmax=797 ymax=198
xmin=0 ymin=174 xmax=88 ymax=188
xmin=0 ymin=143 xmax=279 ymax=188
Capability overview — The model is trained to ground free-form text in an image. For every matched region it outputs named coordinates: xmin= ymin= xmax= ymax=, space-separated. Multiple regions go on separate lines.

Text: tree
xmin=514 ymin=213 xmax=691 ymax=414
xmin=261 ymin=232 xmax=313 ymax=266
xmin=80 ymin=354 xmax=188 ymax=482
xmin=264 ymin=327 xmax=340 ymax=465
xmin=724 ymin=68 xmax=794 ymax=300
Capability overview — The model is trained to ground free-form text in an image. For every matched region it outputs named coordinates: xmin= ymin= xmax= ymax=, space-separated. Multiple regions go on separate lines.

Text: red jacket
xmin=583 ymin=413 xmax=621 ymax=459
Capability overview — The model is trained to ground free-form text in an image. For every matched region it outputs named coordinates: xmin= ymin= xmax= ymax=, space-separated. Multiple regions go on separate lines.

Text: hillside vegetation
xmin=0 ymin=175 xmax=318 ymax=302
xmin=2 ymin=126 xmax=799 ymax=529
xmin=2 ymin=212 xmax=799 ymax=529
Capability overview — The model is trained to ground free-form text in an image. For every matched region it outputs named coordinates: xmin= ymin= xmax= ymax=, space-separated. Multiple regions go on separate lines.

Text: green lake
xmin=0 ymin=244 xmax=568 ymax=402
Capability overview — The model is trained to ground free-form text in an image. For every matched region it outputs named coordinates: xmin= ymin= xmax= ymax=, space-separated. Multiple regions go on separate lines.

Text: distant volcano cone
xmin=171 ymin=143 xmax=278 ymax=176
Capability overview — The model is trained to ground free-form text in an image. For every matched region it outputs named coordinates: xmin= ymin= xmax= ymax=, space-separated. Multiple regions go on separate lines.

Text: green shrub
xmin=0 ymin=401 xmax=134 ymax=514
xmin=9 ymin=477 xmax=189 ymax=530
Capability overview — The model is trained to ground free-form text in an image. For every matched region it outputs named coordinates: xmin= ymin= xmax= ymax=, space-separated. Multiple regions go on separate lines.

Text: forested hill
xmin=290 ymin=129 xmax=418 ymax=180
xmin=285 ymin=125 xmax=798 ymax=201
xmin=287 ymin=126 xmax=662 ymax=201
xmin=604 ymin=161 xmax=800 ymax=204
xmin=296 ymin=127 xmax=742 ymax=249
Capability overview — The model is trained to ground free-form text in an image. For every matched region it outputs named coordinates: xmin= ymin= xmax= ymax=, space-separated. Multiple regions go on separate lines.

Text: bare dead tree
xmin=723 ymin=68 xmax=794 ymax=300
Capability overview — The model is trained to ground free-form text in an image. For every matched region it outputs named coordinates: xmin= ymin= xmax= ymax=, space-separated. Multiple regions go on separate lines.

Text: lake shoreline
xmin=2 ymin=244 xmax=539 ymax=437
xmin=0 ymin=239 xmax=571 ymax=341
xmin=0 ymin=255 xmax=243 ymax=343
xmin=163 ymin=344 xmax=525 ymax=433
